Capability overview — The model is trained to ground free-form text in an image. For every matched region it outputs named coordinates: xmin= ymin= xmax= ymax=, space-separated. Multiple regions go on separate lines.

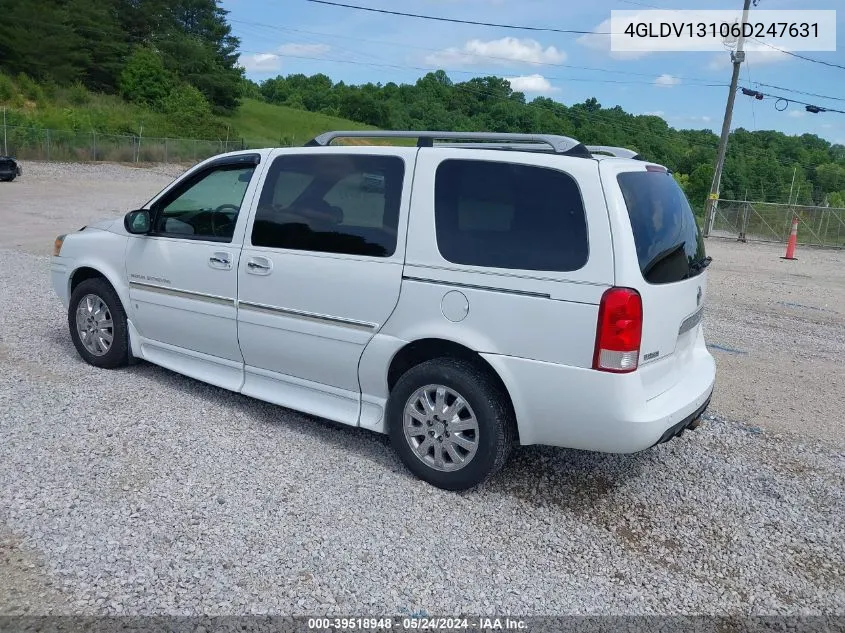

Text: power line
xmin=619 ymin=0 xmax=845 ymax=72
xmin=257 ymin=51 xmax=828 ymax=169
xmin=747 ymin=38 xmax=845 ymax=72
xmin=258 ymin=50 xmax=728 ymax=87
xmin=742 ymin=88 xmax=845 ymax=115
xmin=234 ymin=15 xmax=841 ymax=102
xmin=304 ymin=0 xmax=609 ymax=35
xmin=231 ymin=19 xmax=727 ymax=87
xmin=749 ymin=83 xmax=845 ymax=104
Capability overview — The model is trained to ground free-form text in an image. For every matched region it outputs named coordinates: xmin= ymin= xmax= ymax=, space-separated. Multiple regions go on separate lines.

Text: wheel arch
xmin=68 ymin=263 xmax=131 ymax=322
xmin=385 ymin=337 xmax=519 ymax=442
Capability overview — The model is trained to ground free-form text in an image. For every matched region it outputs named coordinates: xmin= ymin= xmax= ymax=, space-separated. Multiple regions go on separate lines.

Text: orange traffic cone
xmin=781 ymin=215 xmax=798 ymax=260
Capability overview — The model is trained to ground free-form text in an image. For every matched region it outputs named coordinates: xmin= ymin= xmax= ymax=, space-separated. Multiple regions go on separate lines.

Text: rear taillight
xmin=593 ymin=287 xmax=643 ymax=373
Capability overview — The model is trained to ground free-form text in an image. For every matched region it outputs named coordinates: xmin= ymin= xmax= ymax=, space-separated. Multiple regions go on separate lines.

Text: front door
xmin=236 ymin=147 xmax=416 ymax=425
xmin=125 ymin=154 xmax=263 ymax=390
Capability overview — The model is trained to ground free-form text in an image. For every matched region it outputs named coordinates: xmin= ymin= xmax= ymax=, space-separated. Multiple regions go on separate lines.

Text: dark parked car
xmin=0 ymin=156 xmax=22 ymax=182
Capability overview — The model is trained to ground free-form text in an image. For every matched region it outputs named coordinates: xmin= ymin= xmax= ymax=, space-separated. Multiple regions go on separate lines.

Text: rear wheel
xmin=68 ymin=278 xmax=129 ymax=369
xmin=387 ymin=358 xmax=515 ymax=491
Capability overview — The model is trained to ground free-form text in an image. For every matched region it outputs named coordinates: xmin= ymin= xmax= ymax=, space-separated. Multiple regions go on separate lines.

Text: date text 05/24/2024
xmin=307 ymin=617 xmax=528 ymax=631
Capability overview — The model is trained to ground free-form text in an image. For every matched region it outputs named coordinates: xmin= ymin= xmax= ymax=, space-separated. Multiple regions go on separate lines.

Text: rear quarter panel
xmin=361 ymin=149 xmax=616 ymax=410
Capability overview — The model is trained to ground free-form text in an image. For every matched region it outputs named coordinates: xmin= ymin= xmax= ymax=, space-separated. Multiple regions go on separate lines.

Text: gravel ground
xmin=0 ymin=161 xmax=844 ymax=616
xmin=0 ymin=161 xmax=185 ymax=255
xmin=703 ymin=239 xmax=845 ymax=445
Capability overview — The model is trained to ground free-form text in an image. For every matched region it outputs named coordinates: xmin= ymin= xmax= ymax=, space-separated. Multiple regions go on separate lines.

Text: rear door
xmin=601 ymin=161 xmax=710 ymax=399
xmin=236 ymin=147 xmax=417 ymax=425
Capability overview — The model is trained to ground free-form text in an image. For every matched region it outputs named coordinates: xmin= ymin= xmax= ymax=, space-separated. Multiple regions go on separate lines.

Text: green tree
xmin=157 ymin=0 xmax=243 ymax=112
xmin=688 ymin=164 xmax=715 ymax=211
xmin=161 ymin=83 xmax=213 ymax=134
xmin=119 ymin=47 xmax=174 ymax=106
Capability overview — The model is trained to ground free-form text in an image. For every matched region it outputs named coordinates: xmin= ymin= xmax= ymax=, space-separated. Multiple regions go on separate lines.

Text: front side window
xmin=434 ymin=159 xmax=589 ymax=272
xmin=152 ymin=165 xmax=256 ymax=241
xmin=252 ymin=154 xmax=405 ymax=257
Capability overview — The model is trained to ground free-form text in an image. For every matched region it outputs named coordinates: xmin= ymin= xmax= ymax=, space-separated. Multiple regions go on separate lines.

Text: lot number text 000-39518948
xmin=609 ymin=9 xmax=836 ymax=52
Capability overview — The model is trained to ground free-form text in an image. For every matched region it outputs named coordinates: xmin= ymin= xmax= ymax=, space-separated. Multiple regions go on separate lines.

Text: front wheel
xmin=68 ymin=278 xmax=129 ymax=369
xmin=387 ymin=358 xmax=515 ymax=491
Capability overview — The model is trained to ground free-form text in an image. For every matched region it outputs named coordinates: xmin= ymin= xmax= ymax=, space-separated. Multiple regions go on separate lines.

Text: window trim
xmin=148 ymin=155 xmax=260 ymax=244
xmin=248 ymin=152 xmax=407 ymax=259
xmin=432 ymin=157 xmax=591 ymax=274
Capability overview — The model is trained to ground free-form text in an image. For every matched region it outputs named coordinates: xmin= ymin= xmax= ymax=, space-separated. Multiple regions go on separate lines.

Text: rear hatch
xmin=604 ymin=162 xmax=711 ymax=399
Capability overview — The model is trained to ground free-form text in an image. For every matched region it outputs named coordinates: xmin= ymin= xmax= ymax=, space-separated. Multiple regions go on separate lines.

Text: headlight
xmin=53 ymin=234 xmax=66 ymax=257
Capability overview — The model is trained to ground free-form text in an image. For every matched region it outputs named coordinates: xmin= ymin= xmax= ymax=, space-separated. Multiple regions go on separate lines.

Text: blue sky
xmin=224 ymin=0 xmax=845 ymax=144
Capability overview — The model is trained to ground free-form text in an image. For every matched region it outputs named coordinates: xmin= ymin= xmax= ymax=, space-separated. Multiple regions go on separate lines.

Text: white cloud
xmin=788 ymin=110 xmax=807 ymax=118
xmin=506 ymin=74 xmax=559 ymax=94
xmin=239 ymin=43 xmax=331 ymax=72
xmin=671 ymin=115 xmax=713 ymax=124
xmin=654 ymin=74 xmax=681 ymax=88
xmin=577 ymin=18 xmax=648 ymax=60
xmin=642 ymin=110 xmax=666 ymax=117
xmin=278 ymin=43 xmax=331 ymax=57
xmin=238 ymin=53 xmax=281 ymax=72
xmin=426 ymin=37 xmax=566 ymax=67
xmin=821 ymin=123 xmax=834 ymax=129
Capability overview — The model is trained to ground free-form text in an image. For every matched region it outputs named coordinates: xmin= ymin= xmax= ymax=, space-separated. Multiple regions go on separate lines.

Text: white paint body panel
xmin=122 ymin=151 xmax=268 ymax=386
xmin=49 ymin=146 xmax=715 ymax=455
xmin=236 ymin=147 xmax=418 ymax=426
xmin=598 ymin=159 xmax=712 ymax=401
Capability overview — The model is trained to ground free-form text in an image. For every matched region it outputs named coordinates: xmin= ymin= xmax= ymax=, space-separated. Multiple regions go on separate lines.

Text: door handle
xmin=208 ymin=251 xmax=233 ymax=270
xmin=246 ymin=257 xmax=273 ymax=275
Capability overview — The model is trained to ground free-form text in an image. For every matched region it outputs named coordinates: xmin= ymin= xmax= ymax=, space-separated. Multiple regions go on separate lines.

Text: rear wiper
xmin=642 ymin=243 xmax=686 ymax=277
xmin=689 ymin=256 xmax=713 ymax=273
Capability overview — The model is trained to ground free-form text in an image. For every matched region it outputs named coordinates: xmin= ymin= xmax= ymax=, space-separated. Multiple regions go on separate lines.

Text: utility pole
xmin=703 ymin=0 xmax=753 ymax=237
xmin=2 ymin=106 xmax=7 ymax=156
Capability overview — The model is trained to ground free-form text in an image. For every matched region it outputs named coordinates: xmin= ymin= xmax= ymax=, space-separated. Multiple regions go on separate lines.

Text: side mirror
xmin=124 ymin=209 xmax=151 ymax=234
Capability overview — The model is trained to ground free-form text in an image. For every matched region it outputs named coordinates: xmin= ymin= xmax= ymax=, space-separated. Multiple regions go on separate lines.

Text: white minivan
xmin=51 ymin=131 xmax=715 ymax=490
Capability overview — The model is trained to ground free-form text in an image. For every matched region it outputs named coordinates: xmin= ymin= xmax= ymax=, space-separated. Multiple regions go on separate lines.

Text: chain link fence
xmin=709 ymin=199 xmax=845 ymax=249
xmin=2 ymin=124 xmax=252 ymax=164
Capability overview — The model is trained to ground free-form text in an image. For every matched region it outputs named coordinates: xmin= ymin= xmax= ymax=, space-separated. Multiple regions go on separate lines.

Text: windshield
xmin=617 ymin=170 xmax=707 ymax=284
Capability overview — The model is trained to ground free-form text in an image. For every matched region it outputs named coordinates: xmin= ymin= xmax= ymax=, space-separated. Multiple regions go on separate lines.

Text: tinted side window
xmin=252 ymin=154 xmax=405 ymax=257
xmin=617 ymin=171 xmax=706 ymax=285
xmin=434 ymin=159 xmax=589 ymax=272
xmin=152 ymin=165 xmax=255 ymax=241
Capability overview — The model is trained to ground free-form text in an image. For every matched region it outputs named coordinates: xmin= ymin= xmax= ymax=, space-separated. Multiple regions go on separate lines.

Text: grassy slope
xmin=229 ymin=99 xmax=375 ymax=147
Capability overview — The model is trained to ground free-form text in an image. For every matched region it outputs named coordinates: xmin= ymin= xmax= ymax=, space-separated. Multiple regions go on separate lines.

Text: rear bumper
xmin=654 ymin=392 xmax=711 ymax=446
xmin=482 ymin=327 xmax=716 ymax=453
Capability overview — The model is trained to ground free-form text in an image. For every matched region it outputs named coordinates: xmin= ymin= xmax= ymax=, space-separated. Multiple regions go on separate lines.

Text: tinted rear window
xmin=434 ymin=159 xmax=589 ymax=272
xmin=617 ymin=171 xmax=706 ymax=284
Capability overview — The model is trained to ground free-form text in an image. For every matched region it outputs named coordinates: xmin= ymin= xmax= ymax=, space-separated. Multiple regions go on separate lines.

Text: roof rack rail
xmin=305 ymin=130 xmax=592 ymax=157
xmin=434 ymin=142 xmax=555 ymax=153
xmin=586 ymin=145 xmax=643 ymax=160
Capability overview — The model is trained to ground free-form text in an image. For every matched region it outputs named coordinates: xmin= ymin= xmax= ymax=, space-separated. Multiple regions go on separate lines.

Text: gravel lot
xmin=0 ymin=161 xmax=844 ymax=617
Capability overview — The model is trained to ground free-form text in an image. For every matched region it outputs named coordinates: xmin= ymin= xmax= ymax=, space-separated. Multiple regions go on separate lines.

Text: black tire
xmin=68 ymin=278 xmax=129 ymax=369
xmin=0 ymin=174 xmax=14 ymax=182
xmin=387 ymin=358 xmax=515 ymax=491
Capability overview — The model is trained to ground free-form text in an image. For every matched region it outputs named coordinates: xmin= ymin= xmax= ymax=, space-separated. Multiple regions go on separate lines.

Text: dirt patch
xmin=0 ymin=526 xmax=69 ymax=615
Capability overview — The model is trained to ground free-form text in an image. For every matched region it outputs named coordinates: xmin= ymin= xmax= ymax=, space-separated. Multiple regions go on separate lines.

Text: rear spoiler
xmin=586 ymin=146 xmax=643 ymax=161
